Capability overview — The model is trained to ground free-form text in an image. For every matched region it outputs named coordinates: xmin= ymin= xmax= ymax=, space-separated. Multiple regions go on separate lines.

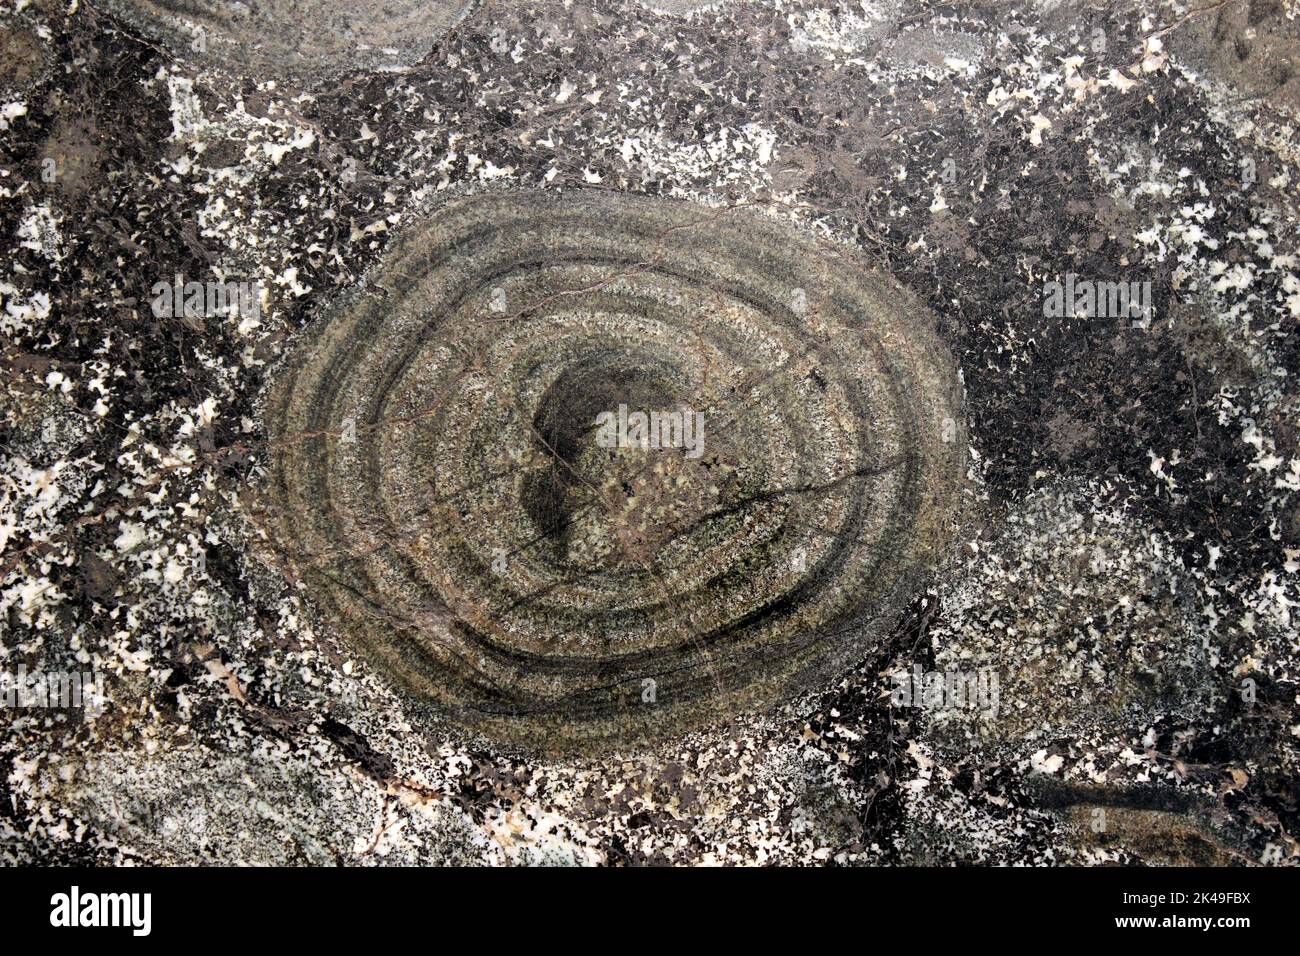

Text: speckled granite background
xmin=2 ymin=0 xmax=1298 ymax=865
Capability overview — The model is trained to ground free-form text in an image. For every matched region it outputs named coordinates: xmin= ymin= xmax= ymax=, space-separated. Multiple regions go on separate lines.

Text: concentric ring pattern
xmin=261 ymin=190 xmax=965 ymax=751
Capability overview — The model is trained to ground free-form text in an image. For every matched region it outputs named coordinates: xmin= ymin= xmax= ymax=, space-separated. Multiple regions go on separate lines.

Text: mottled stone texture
xmin=105 ymin=0 xmax=474 ymax=78
xmin=1 ymin=0 xmax=1298 ymax=865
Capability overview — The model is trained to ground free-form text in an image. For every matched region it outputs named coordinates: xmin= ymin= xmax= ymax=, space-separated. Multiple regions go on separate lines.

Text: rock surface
xmin=1 ymin=0 xmax=1297 ymax=865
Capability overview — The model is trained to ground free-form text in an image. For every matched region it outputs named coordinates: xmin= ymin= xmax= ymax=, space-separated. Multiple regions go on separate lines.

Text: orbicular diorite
xmin=104 ymin=0 xmax=474 ymax=78
xmin=259 ymin=190 xmax=965 ymax=752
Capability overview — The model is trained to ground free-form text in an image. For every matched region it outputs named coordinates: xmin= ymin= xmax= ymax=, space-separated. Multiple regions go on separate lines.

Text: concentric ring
xmin=260 ymin=190 xmax=965 ymax=751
